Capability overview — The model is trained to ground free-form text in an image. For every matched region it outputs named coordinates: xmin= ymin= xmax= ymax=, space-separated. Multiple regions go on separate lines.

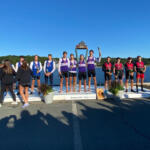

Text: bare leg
xmin=78 ymin=80 xmax=81 ymax=92
xmin=141 ymin=78 xmax=144 ymax=91
xmin=108 ymin=80 xmax=111 ymax=89
xmin=20 ymin=86 xmax=27 ymax=103
xmin=66 ymin=78 xmax=68 ymax=93
xmin=60 ymin=78 xmax=63 ymax=93
xmin=31 ymin=80 xmax=35 ymax=92
xmin=93 ymin=77 xmax=97 ymax=90
xmin=84 ymin=80 xmax=86 ymax=92
xmin=25 ymin=87 xmax=29 ymax=104
xmin=69 ymin=76 xmax=72 ymax=92
xmin=37 ymin=79 xmax=41 ymax=92
xmin=131 ymin=79 xmax=134 ymax=90
xmin=125 ymin=79 xmax=129 ymax=90
xmin=88 ymin=77 xmax=91 ymax=91
xmin=105 ymin=80 xmax=108 ymax=90
xmin=136 ymin=78 xmax=140 ymax=92
xmin=73 ymin=76 xmax=76 ymax=92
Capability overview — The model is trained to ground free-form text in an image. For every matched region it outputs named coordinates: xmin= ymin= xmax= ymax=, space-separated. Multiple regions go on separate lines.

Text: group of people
xmin=0 ymin=48 xmax=147 ymax=108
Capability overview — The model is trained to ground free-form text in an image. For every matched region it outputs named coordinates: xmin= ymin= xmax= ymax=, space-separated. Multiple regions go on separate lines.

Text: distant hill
xmin=0 ymin=55 xmax=150 ymax=66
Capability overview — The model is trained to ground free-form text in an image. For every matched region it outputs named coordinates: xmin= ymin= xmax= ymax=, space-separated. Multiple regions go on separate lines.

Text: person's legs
xmin=141 ymin=78 xmax=144 ymax=91
xmin=69 ymin=75 xmax=72 ymax=92
xmin=78 ymin=80 xmax=81 ymax=92
xmin=65 ymin=77 xmax=68 ymax=93
xmin=50 ymin=74 xmax=53 ymax=87
xmin=84 ymin=80 xmax=86 ymax=92
xmin=8 ymin=84 xmax=16 ymax=102
xmin=0 ymin=84 xmax=6 ymax=104
xmin=125 ymin=79 xmax=129 ymax=92
xmin=45 ymin=75 xmax=48 ymax=85
xmin=93 ymin=77 xmax=97 ymax=90
xmin=136 ymin=75 xmax=140 ymax=92
xmin=60 ymin=77 xmax=63 ymax=93
xmin=20 ymin=85 xmax=26 ymax=103
xmin=25 ymin=87 xmax=29 ymax=104
xmin=37 ymin=79 xmax=41 ymax=93
xmin=31 ymin=79 xmax=35 ymax=93
xmin=73 ymin=76 xmax=76 ymax=92
xmin=88 ymin=77 xmax=91 ymax=91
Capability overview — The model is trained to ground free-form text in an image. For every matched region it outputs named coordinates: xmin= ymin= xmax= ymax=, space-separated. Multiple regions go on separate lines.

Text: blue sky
xmin=0 ymin=0 xmax=150 ymax=58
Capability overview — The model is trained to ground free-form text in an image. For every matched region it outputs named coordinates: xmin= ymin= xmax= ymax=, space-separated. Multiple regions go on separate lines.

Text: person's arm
xmin=51 ymin=61 xmax=56 ymax=74
xmin=12 ymin=64 xmax=16 ymax=72
xmin=39 ymin=62 xmax=42 ymax=72
xmin=143 ymin=65 xmax=146 ymax=72
xmin=58 ymin=58 xmax=61 ymax=73
xmin=15 ymin=62 xmax=18 ymax=72
xmin=43 ymin=61 xmax=46 ymax=74
xmin=68 ymin=58 xmax=70 ymax=68
xmin=30 ymin=62 xmax=33 ymax=70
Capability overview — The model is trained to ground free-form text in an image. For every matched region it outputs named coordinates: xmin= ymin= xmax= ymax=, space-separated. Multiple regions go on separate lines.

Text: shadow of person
xmin=0 ymin=109 xmax=73 ymax=150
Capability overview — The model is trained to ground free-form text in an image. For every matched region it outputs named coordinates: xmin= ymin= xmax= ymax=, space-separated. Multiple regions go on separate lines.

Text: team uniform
xmin=15 ymin=62 xmax=22 ymax=72
xmin=102 ymin=62 xmax=113 ymax=81
xmin=43 ymin=60 xmax=56 ymax=86
xmin=78 ymin=60 xmax=87 ymax=80
xmin=30 ymin=61 xmax=42 ymax=80
xmin=87 ymin=56 xmax=101 ymax=77
xmin=58 ymin=58 xmax=70 ymax=78
xmin=135 ymin=61 xmax=145 ymax=79
xmin=69 ymin=60 xmax=77 ymax=77
xmin=114 ymin=63 xmax=124 ymax=80
xmin=125 ymin=62 xmax=134 ymax=80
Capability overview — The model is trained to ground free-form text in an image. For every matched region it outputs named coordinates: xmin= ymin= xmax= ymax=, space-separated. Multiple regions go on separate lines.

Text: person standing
xmin=43 ymin=54 xmax=55 ymax=87
xmin=125 ymin=57 xmax=135 ymax=92
xmin=16 ymin=60 xmax=33 ymax=108
xmin=15 ymin=56 xmax=25 ymax=95
xmin=69 ymin=54 xmax=77 ymax=92
xmin=134 ymin=56 xmax=146 ymax=92
xmin=58 ymin=51 xmax=70 ymax=93
xmin=78 ymin=54 xmax=87 ymax=92
xmin=87 ymin=48 xmax=101 ymax=91
xmin=113 ymin=57 xmax=124 ymax=86
xmin=102 ymin=56 xmax=113 ymax=91
xmin=0 ymin=60 xmax=17 ymax=107
xmin=30 ymin=55 xmax=42 ymax=95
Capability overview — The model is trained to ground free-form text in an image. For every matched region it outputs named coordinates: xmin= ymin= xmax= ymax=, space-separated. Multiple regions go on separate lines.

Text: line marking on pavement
xmin=72 ymin=101 xmax=83 ymax=150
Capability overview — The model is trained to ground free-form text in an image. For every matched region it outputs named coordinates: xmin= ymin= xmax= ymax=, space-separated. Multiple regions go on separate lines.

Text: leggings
xmin=0 ymin=84 xmax=16 ymax=104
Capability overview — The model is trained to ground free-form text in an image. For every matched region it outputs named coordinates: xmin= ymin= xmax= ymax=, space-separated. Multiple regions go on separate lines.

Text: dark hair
xmin=21 ymin=61 xmax=29 ymax=70
xmin=137 ymin=56 xmax=141 ymax=59
xmin=63 ymin=51 xmax=67 ymax=55
xmin=70 ymin=53 xmax=74 ymax=56
xmin=128 ymin=57 xmax=132 ymax=60
xmin=107 ymin=56 xmax=111 ymax=59
xmin=116 ymin=57 xmax=121 ymax=60
xmin=48 ymin=54 xmax=52 ymax=57
xmin=20 ymin=56 xmax=24 ymax=59
xmin=89 ymin=49 xmax=94 ymax=53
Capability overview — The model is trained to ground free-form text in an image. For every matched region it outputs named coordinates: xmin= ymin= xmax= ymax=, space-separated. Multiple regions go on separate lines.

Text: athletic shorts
xmin=104 ymin=72 xmax=112 ymax=81
xmin=32 ymin=76 xmax=40 ymax=80
xmin=126 ymin=72 xmax=134 ymax=80
xmin=136 ymin=72 xmax=144 ymax=79
xmin=115 ymin=71 xmax=123 ymax=80
xmin=20 ymin=83 xmax=30 ymax=87
xmin=78 ymin=72 xmax=87 ymax=80
xmin=60 ymin=71 xmax=68 ymax=78
xmin=88 ymin=69 xmax=96 ymax=77
xmin=69 ymin=72 xmax=77 ymax=77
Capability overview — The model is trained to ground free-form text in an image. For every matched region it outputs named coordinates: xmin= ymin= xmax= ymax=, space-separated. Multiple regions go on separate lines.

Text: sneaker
xmin=141 ymin=89 xmax=145 ymax=92
xmin=125 ymin=89 xmax=128 ymax=93
xmin=22 ymin=103 xmax=29 ymax=108
xmin=30 ymin=92 xmax=33 ymax=95
xmin=131 ymin=89 xmax=135 ymax=93
xmin=11 ymin=101 xmax=18 ymax=105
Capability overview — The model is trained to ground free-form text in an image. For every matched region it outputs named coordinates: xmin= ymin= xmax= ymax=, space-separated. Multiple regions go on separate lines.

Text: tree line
xmin=0 ymin=55 xmax=150 ymax=66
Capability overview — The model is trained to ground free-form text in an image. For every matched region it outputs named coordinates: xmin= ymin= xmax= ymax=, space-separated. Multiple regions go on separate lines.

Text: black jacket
xmin=0 ymin=68 xmax=16 ymax=85
xmin=16 ymin=67 xmax=33 ymax=85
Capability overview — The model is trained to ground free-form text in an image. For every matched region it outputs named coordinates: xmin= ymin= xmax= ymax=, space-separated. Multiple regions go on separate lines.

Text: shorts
xmin=136 ymin=72 xmax=144 ymax=79
xmin=60 ymin=71 xmax=68 ymax=78
xmin=20 ymin=84 xmax=30 ymax=88
xmin=88 ymin=69 xmax=96 ymax=77
xmin=69 ymin=72 xmax=77 ymax=77
xmin=126 ymin=72 xmax=134 ymax=80
xmin=104 ymin=72 xmax=112 ymax=81
xmin=32 ymin=76 xmax=40 ymax=80
xmin=78 ymin=72 xmax=87 ymax=80
xmin=115 ymin=71 xmax=123 ymax=80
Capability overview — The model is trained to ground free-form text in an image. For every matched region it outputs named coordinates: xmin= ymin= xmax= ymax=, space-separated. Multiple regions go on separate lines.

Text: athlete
xmin=134 ymin=56 xmax=146 ymax=92
xmin=87 ymin=48 xmax=101 ymax=91
xmin=15 ymin=56 xmax=25 ymax=95
xmin=113 ymin=57 xmax=124 ymax=86
xmin=125 ymin=57 xmax=135 ymax=92
xmin=69 ymin=54 xmax=77 ymax=92
xmin=58 ymin=51 xmax=70 ymax=93
xmin=30 ymin=55 xmax=42 ymax=95
xmin=102 ymin=56 xmax=113 ymax=90
xmin=78 ymin=54 xmax=87 ymax=92
xmin=43 ymin=54 xmax=55 ymax=87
